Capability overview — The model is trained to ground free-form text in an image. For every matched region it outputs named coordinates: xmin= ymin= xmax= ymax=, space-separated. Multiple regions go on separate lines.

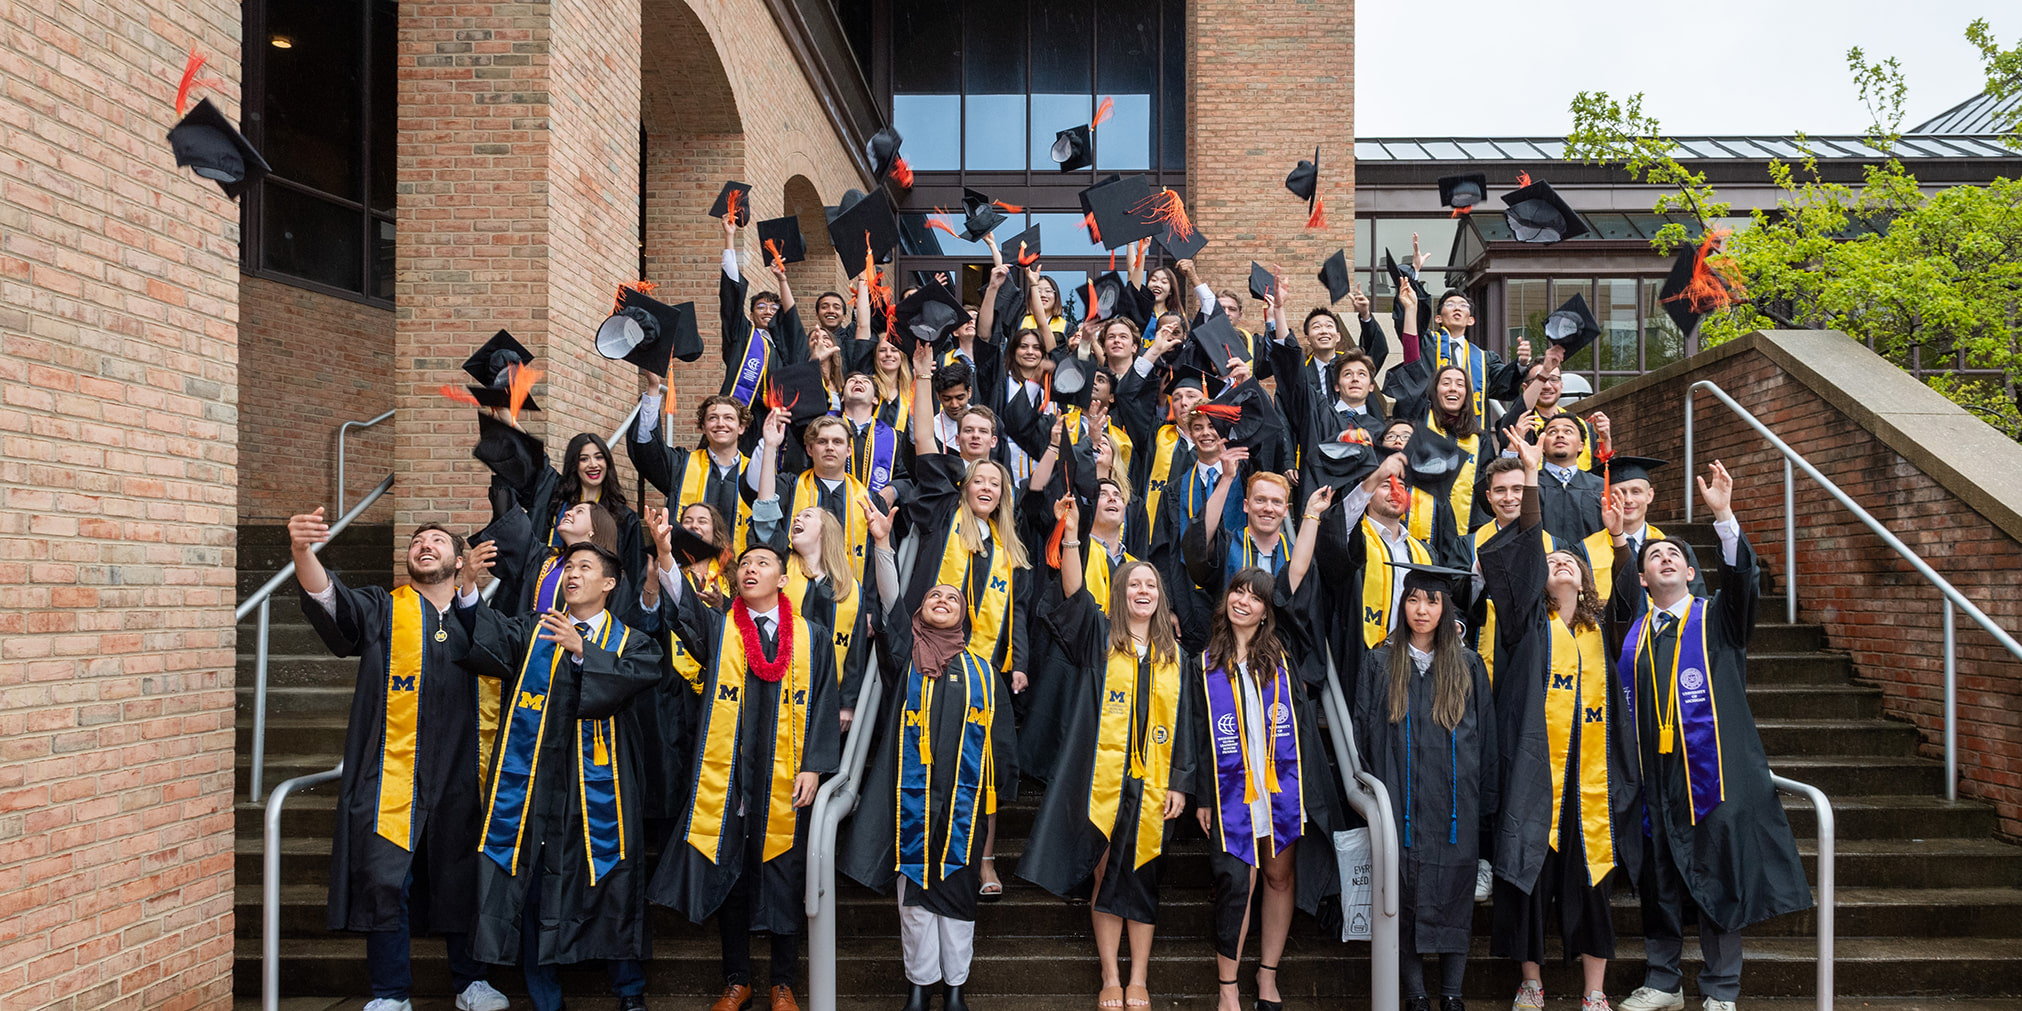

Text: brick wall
xmin=1581 ymin=332 xmax=2022 ymax=840
xmin=236 ymin=277 xmax=395 ymax=523
xmin=0 ymin=2 xmax=242 ymax=1007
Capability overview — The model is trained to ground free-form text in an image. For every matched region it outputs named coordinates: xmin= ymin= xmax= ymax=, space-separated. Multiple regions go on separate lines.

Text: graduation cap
xmin=1392 ymin=561 xmax=1475 ymax=598
xmin=1309 ymin=429 xmax=1381 ymax=493
xmin=827 ymin=189 xmax=900 ymax=271
xmin=960 ymin=189 xmax=1011 ymax=241
xmin=1153 ymin=200 xmax=1208 ymax=259
xmin=1383 ymin=250 xmax=1434 ymax=335
xmin=1403 ymin=425 xmax=1467 ymax=498
xmin=1543 ymin=292 xmax=1601 ymax=357
xmin=1248 ymin=262 xmax=1276 ymax=302
xmin=1080 ymin=175 xmax=1161 ymax=248
xmin=1317 ymin=249 xmax=1352 ymax=304
xmin=709 ymin=181 xmax=754 ymax=226
xmin=866 ymin=127 xmax=905 ymax=183
xmin=596 ymin=287 xmax=700 ymax=373
xmin=1051 ymin=355 xmax=1096 ymax=411
xmin=1051 ymin=124 xmax=1093 ymax=172
xmin=1438 ymin=174 xmax=1488 ymax=214
xmin=756 ymin=215 xmax=806 ymax=266
xmin=460 ymin=330 xmax=541 ymax=413
xmin=1189 ymin=312 xmax=1251 ymax=377
xmin=1083 ymin=271 xmax=1132 ymax=325
xmin=1605 ymin=455 xmax=1667 ymax=485
xmin=1285 ymin=147 xmax=1320 ymax=207
xmin=766 ymin=362 xmax=830 ymax=424
xmin=892 ymin=280 xmax=967 ymax=356
xmin=1195 ymin=379 xmax=1281 ymax=449
xmin=1502 ymin=177 xmax=1589 ymax=244
xmin=168 ymin=98 xmax=271 ymax=199
xmin=474 ymin=411 xmax=543 ymax=469
xmin=667 ymin=525 xmax=724 ymax=569
xmin=1657 ymin=232 xmax=1743 ymax=337
xmin=1002 ymin=223 xmax=1042 ymax=268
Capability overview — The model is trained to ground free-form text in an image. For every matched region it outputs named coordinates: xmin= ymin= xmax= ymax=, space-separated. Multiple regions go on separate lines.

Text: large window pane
xmin=1372 ymin=218 xmax=1461 ymax=271
xmin=1094 ymin=0 xmax=1155 ymax=172
xmin=1160 ymin=0 xmax=1185 ymax=171
xmin=1505 ymin=279 xmax=1550 ymax=350
xmin=963 ymin=2 xmax=1025 ymax=170
xmin=1644 ymin=278 xmax=1688 ymax=369
xmin=1097 ymin=93 xmax=1151 ymax=171
xmin=371 ymin=216 xmax=394 ymax=301
xmin=1596 ymin=278 xmax=1639 ymax=372
xmin=965 ymin=95 xmax=1025 ymax=169
xmin=1034 ymin=212 xmax=1106 ymax=259
xmin=264 ymin=185 xmax=364 ymax=290
xmin=892 ymin=0 xmax=958 ymax=93
xmin=1030 ymin=94 xmax=1090 ymax=169
xmin=368 ymin=0 xmax=395 ymax=214
xmin=264 ymin=0 xmax=363 ymax=198
xmin=893 ymin=94 xmax=960 ymax=170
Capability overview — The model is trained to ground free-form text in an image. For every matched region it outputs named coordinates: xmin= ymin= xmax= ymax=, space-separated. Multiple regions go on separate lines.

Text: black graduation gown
xmin=1538 ymin=467 xmax=1607 ymax=546
xmin=1016 ymin=590 xmax=1198 ymax=923
xmin=1353 ymin=645 xmax=1499 ymax=955
xmin=472 ymin=421 xmax=649 ymax=593
xmin=456 ymin=603 xmax=663 ymax=965
xmin=839 ymin=629 xmax=1016 ymax=921
xmin=1381 ymin=331 xmax=1525 ymax=416
xmin=626 ymin=421 xmax=747 ymax=533
xmin=1608 ymin=533 xmax=1811 ymax=932
xmin=1386 ymin=356 xmax=1497 ymax=569
xmin=303 ymin=575 xmax=482 ymax=934
xmin=646 ymin=589 xmax=842 ymax=934
xmin=1147 ymin=461 xmax=1246 ymax=653
xmin=900 ymin=454 xmax=1033 ymax=681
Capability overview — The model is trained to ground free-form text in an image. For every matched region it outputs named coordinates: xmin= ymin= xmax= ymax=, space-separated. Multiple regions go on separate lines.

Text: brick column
xmin=393 ymin=0 xmax=642 ymax=543
xmin=0 ymin=3 xmax=242 ymax=1006
xmin=1188 ymin=0 xmax=1355 ymax=306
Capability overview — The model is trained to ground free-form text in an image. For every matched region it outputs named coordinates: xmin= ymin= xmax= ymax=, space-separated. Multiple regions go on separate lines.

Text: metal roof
xmin=1910 ymin=90 xmax=2021 ymax=135
xmin=1355 ymin=134 xmax=2018 ymax=163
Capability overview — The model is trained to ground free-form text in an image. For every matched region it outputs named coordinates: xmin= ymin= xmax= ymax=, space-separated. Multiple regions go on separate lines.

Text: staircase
xmin=233 ymin=522 xmax=2022 ymax=1007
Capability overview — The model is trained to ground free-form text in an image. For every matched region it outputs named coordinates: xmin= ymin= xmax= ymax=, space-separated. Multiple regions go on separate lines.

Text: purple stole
xmin=1618 ymin=598 xmax=1726 ymax=824
xmin=856 ymin=420 xmax=899 ymax=500
xmin=730 ymin=329 xmax=770 ymax=406
xmin=1202 ymin=657 xmax=1304 ymax=865
xmin=532 ymin=551 xmax=566 ymax=613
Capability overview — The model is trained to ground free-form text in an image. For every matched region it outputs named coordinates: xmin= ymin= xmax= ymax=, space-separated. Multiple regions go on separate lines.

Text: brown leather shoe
xmin=707 ymin=983 xmax=752 ymax=1011
xmin=768 ymin=984 xmax=799 ymax=1011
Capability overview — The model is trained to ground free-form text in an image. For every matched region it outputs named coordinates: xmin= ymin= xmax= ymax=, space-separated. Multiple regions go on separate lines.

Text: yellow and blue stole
xmin=1360 ymin=520 xmax=1432 ymax=649
xmin=850 ymin=420 xmax=901 ymax=500
xmin=1201 ymin=656 xmax=1304 ymax=866
xmin=1409 ymin=414 xmax=1480 ymax=552
xmin=789 ymin=566 xmax=860 ymax=684
xmin=684 ymin=610 xmax=816 ymax=864
xmin=799 ymin=470 xmax=872 ymax=583
xmin=679 ymin=449 xmax=751 ymax=556
xmin=1089 ymin=647 xmax=1182 ymax=869
xmin=476 ymin=553 xmax=564 ymax=778
xmin=730 ymin=328 xmax=772 ymax=406
xmin=1143 ymin=426 xmax=1183 ymax=527
xmin=897 ymin=651 xmax=998 ymax=888
xmin=479 ymin=613 xmax=635 ymax=883
xmin=935 ymin=516 xmax=1016 ymax=672
xmin=1224 ymin=525 xmax=1290 ymax=582
xmin=1547 ymin=618 xmax=1617 ymax=885
xmin=376 ymin=586 xmax=430 ymax=849
xmin=1433 ymin=329 xmax=1489 ymax=432
xmin=1471 ymin=523 xmax=1560 ymax=684
xmin=1619 ymin=598 xmax=1726 ymax=824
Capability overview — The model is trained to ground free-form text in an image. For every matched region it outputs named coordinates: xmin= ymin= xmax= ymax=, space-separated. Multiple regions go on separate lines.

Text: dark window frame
xmin=240 ymin=0 xmax=396 ymax=308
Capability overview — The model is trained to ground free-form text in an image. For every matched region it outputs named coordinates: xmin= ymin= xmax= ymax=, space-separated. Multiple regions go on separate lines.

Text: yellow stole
xmin=1471 ymin=523 xmax=1560 ymax=684
xmin=1084 ymin=542 xmax=1134 ymax=617
xmin=797 ymin=470 xmax=871 ymax=581
xmin=1546 ymin=617 xmax=1617 ymax=885
xmin=1361 ymin=519 xmax=1432 ymax=648
xmin=1143 ymin=426 xmax=1183 ymax=526
xmin=935 ymin=514 xmax=1017 ymax=671
xmin=1065 ymin=412 xmax=1135 ymax=479
xmin=1408 ymin=418 xmax=1479 ymax=543
xmin=378 ymin=585 xmax=426 ymax=848
xmin=788 ymin=564 xmax=860 ymax=683
xmin=1583 ymin=524 xmax=1665 ymax=605
xmin=685 ymin=610 xmax=817 ymax=864
xmin=879 ymin=389 xmax=911 ymax=434
xmin=1088 ymin=647 xmax=1183 ymax=869
xmin=679 ymin=448 xmax=750 ymax=554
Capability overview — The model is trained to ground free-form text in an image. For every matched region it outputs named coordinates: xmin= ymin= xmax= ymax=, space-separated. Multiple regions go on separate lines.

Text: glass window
xmin=965 ymin=94 xmax=1026 ymax=169
xmin=1097 ymin=93 xmax=1152 ymax=171
xmin=963 ymin=2 xmax=1026 ymax=170
xmin=1034 ymin=212 xmax=1106 ymax=258
xmin=371 ymin=216 xmax=394 ymax=301
xmin=1644 ymin=278 xmax=1688 ymax=369
xmin=893 ymin=94 xmax=961 ymax=170
xmin=1354 ymin=218 xmax=1373 ymax=269
xmin=1505 ymin=279 xmax=1550 ymax=349
xmin=893 ymin=0 xmax=959 ymax=92
xmin=368 ymin=0 xmax=395 ymax=214
xmin=1595 ymin=278 xmax=1639 ymax=372
xmin=264 ymin=0 xmax=363 ymax=199
xmin=1029 ymin=94 xmax=1088 ymax=170
xmin=263 ymin=185 xmax=364 ymax=292
xmin=1159 ymin=0 xmax=1185 ymax=171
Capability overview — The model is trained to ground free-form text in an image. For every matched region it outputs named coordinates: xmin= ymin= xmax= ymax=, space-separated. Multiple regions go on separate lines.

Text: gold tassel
xmin=592 ymin=721 xmax=609 ymax=766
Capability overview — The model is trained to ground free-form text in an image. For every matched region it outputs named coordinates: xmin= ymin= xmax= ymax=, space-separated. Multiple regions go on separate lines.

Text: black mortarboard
xmin=1403 ymin=425 xmax=1466 ymax=498
xmin=1393 ymin=560 xmax=1475 ymax=597
xmin=1002 ymin=224 xmax=1042 ymax=268
xmin=892 ymin=280 xmax=967 ymax=356
xmin=1317 ymin=249 xmax=1352 ymax=304
xmin=1309 ymin=430 xmax=1381 ymax=493
xmin=961 ymin=189 xmax=1010 ymax=242
xmin=460 ymin=330 xmax=540 ymax=412
xmin=667 ymin=525 xmax=723 ymax=569
xmin=1383 ymin=249 xmax=1434 ymax=335
xmin=767 ymin=362 xmax=830 ymax=424
xmin=1051 ymin=355 xmax=1095 ymax=411
xmin=1155 ymin=211 xmax=1208 ymax=260
xmin=1165 ymin=368 xmax=1209 ymax=397
xmin=1502 ymin=179 xmax=1589 ymax=244
xmin=1084 ymin=271 xmax=1131 ymax=324
xmin=1080 ymin=175 xmax=1161 ymax=248
xmin=1248 ymin=262 xmax=1275 ymax=302
xmin=827 ymin=189 xmax=900 ymax=271
xmin=1543 ymin=292 xmax=1601 ymax=357
xmin=1605 ymin=455 xmax=1667 ymax=485
xmin=1438 ymin=174 xmax=1488 ymax=212
xmin=167 ymin=98 xmax=271 ymax=199
xmin=866 ymin=127 xmax=904 ymax=182
xmin=756 ymin=215 xmax=806 ymax=265
xmin=1051 ymin=124 xmax=1093 ymax=172
xmin=596 ymin=287 xmax=691 ymax=374
xmin=709 ymin=181 xmax=754 ymax=226
xmin=1285 ymin=147 xmax=1320 ymax=207
xmin=1199 ymin=379 xmax=1281 ymax=448
xmin=474 ymin=411 xmax=543 ymax=467
xmin=1189 ymin=313 xmax=1251 ymax=377
xmin=1657 ymin=240 xmax=1739 ymax=337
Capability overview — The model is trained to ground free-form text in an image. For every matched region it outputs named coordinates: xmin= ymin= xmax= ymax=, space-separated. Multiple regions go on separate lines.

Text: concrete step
xmin=232 ymin=934 xmax=2022 ymax=999
xmin=236 ymin=654 xmax=362 ymax=689
xmin=1780 ymin=793 xmax=2000 ymax=841
xmin=241 ymin=567 xmax=392 ymax=597
xmin=1744 ymin=684 xmax=1882 ymax=720
xmin=1748 ymin=623 xmax=1826 ymax=653
xmin=1743 ymin=652 xmax=1857 ymax=685
xmin=1756 ymin=718 xmax=1922 ymax=756
xmin=1769 ymin=755 xmax=1947 ymax=796
xmin=236 ymin=685 xmax=355 ymax=718
xmin=235 ymin=619 xmax=334 ymax=656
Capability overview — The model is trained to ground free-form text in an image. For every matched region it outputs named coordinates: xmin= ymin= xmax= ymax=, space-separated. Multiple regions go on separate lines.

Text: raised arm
xmin=910 ymin=341 xmax=937 ymax=457
xmin=978 ymin=263 xmax=1010 ymax=345
xmin=1055 ymin=495 xmax=1084 ymax=601
xmin=1286 ymin=484 xmax=1335 ymax=594
xmin=1023 ymin=266 xmax=1054 ymax=353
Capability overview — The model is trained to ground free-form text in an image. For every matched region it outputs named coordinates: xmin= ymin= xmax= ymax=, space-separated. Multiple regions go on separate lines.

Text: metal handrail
xmin=804 ymin=653 xmax=885 ymax=1011
xmin=335 ymin=410 xmax=395 ymax=517
xmin=238 ymin=474 xmax=394 ymax=803
xmin=263 ymin=762 xmax=343 ymax=1011
xmin=1684 ymin=380 xmax=2022 ymax=799
xmin=1772 ymin=774 xmax=1835 ymax=1011
xmin=1319 ymin=654 xmax=1401 ymax=1011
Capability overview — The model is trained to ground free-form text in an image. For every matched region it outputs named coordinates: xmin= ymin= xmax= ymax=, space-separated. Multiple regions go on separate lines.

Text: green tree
xmin=1565 ymin=24 xmax=2022 ymax=439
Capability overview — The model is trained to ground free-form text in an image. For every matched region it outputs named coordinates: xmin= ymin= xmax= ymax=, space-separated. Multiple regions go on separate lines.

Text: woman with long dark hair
xmin=476 ymin=415 xmax=647 ymax=591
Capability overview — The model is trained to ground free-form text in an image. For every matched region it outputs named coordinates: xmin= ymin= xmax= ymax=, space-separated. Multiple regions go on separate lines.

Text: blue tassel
xmin=1402 ymin=712 xmax=1414 ymax=849
xmin=1448 ymin=730 xmax=1460 ymax=846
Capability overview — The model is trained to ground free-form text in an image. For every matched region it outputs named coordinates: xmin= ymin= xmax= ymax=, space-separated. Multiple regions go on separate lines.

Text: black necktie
xmin=1655 ymin=610 xmax=1680 ymax=639
xmin=755 ymin=616 xmax=777 ymax=660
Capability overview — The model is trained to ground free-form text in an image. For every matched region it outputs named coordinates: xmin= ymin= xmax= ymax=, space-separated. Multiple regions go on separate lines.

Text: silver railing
xmin=263 ymin=762 xmax=343 ymax=1011
xmin=804 ymin=654 xmax=885 ymax=1011
xmin=1772 ymin=774 xmax=1835 ymax=1010
xmin=335 ymin=409 xmax=395 ymax=517
xmin=237 ymin=473 xmax=393 ymax=803
xmin=1683 ymin=379 xmax=2022 ymax=799
xmin=1319 ymin=655 xmax=1402 ymax=1011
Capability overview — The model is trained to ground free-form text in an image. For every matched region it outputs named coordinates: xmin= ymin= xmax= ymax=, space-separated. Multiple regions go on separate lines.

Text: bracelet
xmin=1060 ymin=540 xmax=1081 ymax=548
xmin=1303 ymin=513 xmax=1321 ymax=522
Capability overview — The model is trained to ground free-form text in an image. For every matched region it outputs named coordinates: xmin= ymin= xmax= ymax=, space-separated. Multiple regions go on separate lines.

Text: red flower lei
xmin=733 ymin=594 xmax=796 ymax=682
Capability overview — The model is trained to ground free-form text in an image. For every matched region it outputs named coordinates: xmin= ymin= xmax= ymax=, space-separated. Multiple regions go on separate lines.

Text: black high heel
xmin=1255 ymin=964 xmax=1282 ymax=1011
xmin=901 ymin=981 xmax=933 ymax=1011
xmin=943 ymin=983 xmax=969 ymax=1011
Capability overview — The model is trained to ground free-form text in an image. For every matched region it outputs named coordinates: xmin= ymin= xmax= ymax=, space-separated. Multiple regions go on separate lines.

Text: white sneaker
xmin=1617 ymin=989 xmax=1685 ymax=1011
xmin=1582 ymin=992 xmax=1613 ymax=1011
xmin=458 ymin=980 xmax=511 ymax=1011
xmin=1474 ymin=858 xmax=1494 ymax=902
xmin=363 ymin=1001 xmax=413 ymax=1011
xmin=1702 ymin=1001 xmax=1736 ymax=1011
xmin=1511 ymin=980 xmax=1545 ymax=1010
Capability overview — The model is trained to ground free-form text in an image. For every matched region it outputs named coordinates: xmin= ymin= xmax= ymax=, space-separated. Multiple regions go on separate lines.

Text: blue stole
xmin=730 ymin=329 xmax=771 ymax=406
xmin=1202 ymin=657 xmax=1303 ymax=865
xmin=854 ymin=420 xmax=900 ymax=500
xmin=531 ymin=552 xmax=565 ymax=612
xmin=897 ymin=651 xmax=997 ymax=888
xmin=1223 ymin=525 xmax=1289 ymax=582
xmin=1435 ymin=330 xmax=1489 ymax=430
xmin=479 ymin=613 xmax=634 ymax=882
xmin=1618 ymin=599 xmax=1726 ymax=825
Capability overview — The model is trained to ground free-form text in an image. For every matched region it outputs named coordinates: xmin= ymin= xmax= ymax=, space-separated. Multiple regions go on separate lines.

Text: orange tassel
xmin=1387 ymin=473 xmax=1408 ymax=512
xmin=1132 ymin=190 xmax=1195 ymax=242
xmin=1016 ymin=240 xmax=1039 ymax=267
xmin=506 ymin=365 xmax=541 ymax=423
xmin=438 ymin=385 xmax=481 ymax=408
xmin=993 ymin=200 xmax=1024 ymax=213
xmin=1193 ymin=403 xmax=1240 ymax=423
xmin=1092 ymin=96 xmax=1114 ymax=129
xmin=891 ymin=157 xmax=914 ymax=189
xmin=1086 ymin=279 xmax=1099 ymax=319
xmin=1107 ymin=249 xmax=1117 ymax=272
xmin=174 ymin=50 xmax=219 ymax=116
xmin=923 ymin=217 xmax=960 ymax=239
xmin=612 ymin=280 xmax=656 ymax=314
xmin=1515 ymin=171 xmax=1533 ymax=188
xmin=1340 ymin=427 xmax=1370 ymax=445
xmin=1665 ymin=230 xmax=1746 ymax=313
xmin=1046 ymin=515 xmax=1069 ymax=569
xmin=1305 ymin=196 xmax=1327 ymax=230
xmin=764 ymin=238 xmax=786 ymax=267
xmin=1449 ymin=205 xmax=1471 ymax=218
xmin=1082 ymin=212 xmax=1103 ymax=247
xmin=725 ymin=189 xmax=744 ymax=225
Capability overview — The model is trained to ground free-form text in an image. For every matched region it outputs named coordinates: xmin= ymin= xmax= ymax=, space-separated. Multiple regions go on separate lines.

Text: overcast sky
xmin=1355 ymin=2 xmax=2014 ymax=138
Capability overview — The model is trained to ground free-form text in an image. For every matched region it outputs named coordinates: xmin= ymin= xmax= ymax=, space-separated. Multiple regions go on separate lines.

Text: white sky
xmin=1355 ymin=2 xmax=2014 ymax=137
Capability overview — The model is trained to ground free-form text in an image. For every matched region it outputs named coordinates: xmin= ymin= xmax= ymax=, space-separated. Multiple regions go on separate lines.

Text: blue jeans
xmin=366 ymin=868 xmax=486 ymax=999
xmin=518 ymin=844 xmax=645 ymax=1011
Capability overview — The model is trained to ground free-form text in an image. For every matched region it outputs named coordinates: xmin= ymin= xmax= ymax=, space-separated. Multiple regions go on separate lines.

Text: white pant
xmin=896 ymin=880 xmax=975 ymax=986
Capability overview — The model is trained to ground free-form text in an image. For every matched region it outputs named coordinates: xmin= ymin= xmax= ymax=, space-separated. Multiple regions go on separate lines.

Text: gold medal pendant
xmin=434 ymin=628 xmax=448 ymax=643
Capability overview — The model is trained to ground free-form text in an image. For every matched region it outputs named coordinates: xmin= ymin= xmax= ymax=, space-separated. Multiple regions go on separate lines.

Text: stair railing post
xmin=1682 ymin=387 xmax=1696 ymax=523
xmin=1943 ymin=602 xmax=1957 ymax=802
xmin=1773 ymin=775 xmax=1832 ymax=1011
xmin=335 ymin=409 xmax=395 ymax=518
xmin=265 ymin=764 xmax=343 ymax=1011
xmin=1783 ymin=457 xmax=1796 ymax=624
xmin=251 ymin=597 xmax=271 ymax=803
